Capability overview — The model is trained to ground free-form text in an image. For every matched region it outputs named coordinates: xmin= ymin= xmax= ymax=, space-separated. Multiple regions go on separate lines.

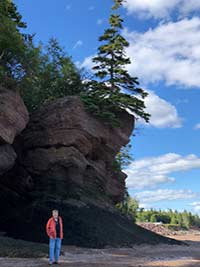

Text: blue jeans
xmin=49 ymin=238 xmax=62 ymax=263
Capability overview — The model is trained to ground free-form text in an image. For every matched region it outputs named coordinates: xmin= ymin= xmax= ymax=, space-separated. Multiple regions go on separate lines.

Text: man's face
xmin=52 ymin=210 xmax=58 ymax=219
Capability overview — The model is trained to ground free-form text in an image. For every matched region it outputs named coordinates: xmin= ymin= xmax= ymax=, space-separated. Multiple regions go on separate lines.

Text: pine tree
xmin=150 ymin=214 xmax=157 ymax=223
xmin=170 ymin=214 xmax=178 ymax=225
xmin=82 ymin=0 xmax=150 ymax=125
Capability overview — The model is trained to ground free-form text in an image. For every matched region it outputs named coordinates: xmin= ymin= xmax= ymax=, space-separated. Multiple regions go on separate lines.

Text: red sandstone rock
xmin=0 ymin=88 xmax=29 ymax=144
xmin=20 ymin=96 xmax=134 ymax=204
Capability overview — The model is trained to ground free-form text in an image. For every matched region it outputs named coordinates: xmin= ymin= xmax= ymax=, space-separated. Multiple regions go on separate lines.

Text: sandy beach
xmin=1 ymin=232 xmax=200 ymax=267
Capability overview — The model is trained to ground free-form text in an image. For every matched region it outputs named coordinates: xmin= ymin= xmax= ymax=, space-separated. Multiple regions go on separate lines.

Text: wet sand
xmin=1 ymin=232 xmax=200 ymax=266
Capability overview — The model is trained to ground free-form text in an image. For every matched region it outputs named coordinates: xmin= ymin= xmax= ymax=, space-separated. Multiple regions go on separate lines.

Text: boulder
xmin=0 ymin=87 xmax=29 ymax=144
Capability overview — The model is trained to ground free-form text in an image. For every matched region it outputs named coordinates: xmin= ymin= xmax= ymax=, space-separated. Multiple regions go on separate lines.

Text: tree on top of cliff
xmin=81 ymin=0 xmax=150 ymax=125
xmin=0 ymin=0 xmax=83 ymax=111
xmin=0 ymin=0 xmax=27 ymax=89
xmin=20 ymin=38 xmax=83 ymax=111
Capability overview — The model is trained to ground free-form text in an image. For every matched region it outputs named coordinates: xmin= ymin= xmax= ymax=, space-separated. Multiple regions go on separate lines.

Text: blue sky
xmin=14 ymin=0 xmax=200 ymax=214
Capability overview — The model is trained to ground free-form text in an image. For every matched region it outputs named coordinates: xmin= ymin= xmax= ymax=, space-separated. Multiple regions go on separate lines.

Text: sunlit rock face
xmin=18 ymin=96 xmax=134 ymax=205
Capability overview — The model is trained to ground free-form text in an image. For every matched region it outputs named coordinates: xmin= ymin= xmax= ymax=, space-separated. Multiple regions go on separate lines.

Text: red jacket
xmin=46 ymin=216 xmax=63 ymax=239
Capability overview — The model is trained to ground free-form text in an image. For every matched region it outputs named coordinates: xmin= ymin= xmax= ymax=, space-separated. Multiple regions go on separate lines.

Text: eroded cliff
xmin=0 ymin=91 xmax=181 ymax=247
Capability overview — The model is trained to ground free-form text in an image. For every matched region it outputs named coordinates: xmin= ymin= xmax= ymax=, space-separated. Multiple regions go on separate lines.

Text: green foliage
xmin=170 ymin=215 xmax=178 ymax=225
xmin=116 ymin=188 xmax=139 ymax=222
xmin=136 ymin=208 xmax=200 ymax=229
xmin=20 ymin=38 xmax=83 ymax=111
xmin=112 ymin=0 xmax=123 ymax=10
xmin=117 ymin=196 xmax=200 ymax=229
xmin=82 ymin=0 xmax=150 ymax=125
xmin=81 ymin=88 xmax=122 ymax=126
xmin=0 ymin=0 xmax=27 ymax=89
xmin=113 ymin=144 xmax=133 ymax=171
xmin=0 ymin=1 xmax=83 ymax=112
xmin=181 ymin=210 xmax=193 ymax=229
xmin=1 ymin=0 xmax=150 ymax=124
xmin=150 ymin=214 xmax=157 ymax=223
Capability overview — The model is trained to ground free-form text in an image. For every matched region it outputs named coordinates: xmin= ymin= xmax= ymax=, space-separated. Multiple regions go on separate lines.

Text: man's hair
xmin=52 ymin=209 xmax=59 ymax=213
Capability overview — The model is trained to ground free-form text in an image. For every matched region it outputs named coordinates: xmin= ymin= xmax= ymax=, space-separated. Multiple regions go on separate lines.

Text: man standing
xmin=46 ymin=210 xmax=63 ymax=265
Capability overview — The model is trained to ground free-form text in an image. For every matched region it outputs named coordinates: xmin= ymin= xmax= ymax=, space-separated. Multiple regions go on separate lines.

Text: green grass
xmin=0 ymin=236 xmax=48 ymax=258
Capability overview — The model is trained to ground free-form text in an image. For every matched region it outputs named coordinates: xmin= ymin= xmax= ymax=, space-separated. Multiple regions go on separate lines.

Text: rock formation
xmin=0 ymin=87 xmax=29 ymax=145
xmin=0 ymin=87 xmax=28 ymax=175
xmin=0 ymin=88 xmax=29 ymax=228
xmin=18 ymin=96 xmax=133 ymax=205
xmin=0 ymin=92 xmax=181 ymax=247
xmin=0 ymin=88 xmax=28 ymax=175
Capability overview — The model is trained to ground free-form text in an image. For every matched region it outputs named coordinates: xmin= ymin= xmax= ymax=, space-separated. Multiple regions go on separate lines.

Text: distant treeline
xmin=136 ymin=208 xmax=200 ymax=229
xmin=116 ymin=193 xmax=200 ymax=229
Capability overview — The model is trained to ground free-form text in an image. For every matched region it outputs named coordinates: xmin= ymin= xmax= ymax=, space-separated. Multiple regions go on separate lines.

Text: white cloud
xmin=125 ymin=153 xmax=200 ymax=189
xmin=81 ymin=56 xmax=183 ymax=128
xmin=194 ymin=123 xmax=200 ymax=130
xmin=81 ymin=55 xmax=93 ymax=69
xmin=138 ymin=202 xmax=151 ymax=209
xmin=134 ymin=189 xmax=198 ymax=203
xmin=82 ymin=18 xmax=200 ymax=88
xmin=180 ymin=1 xmax=200 ymax=16
xmin=73 ymin=40 xmax=83 ymax=49
xmin=123 ymin=0 xmax=200 ymax=19
xmin=124 ymin=17 xmax=200 ymax=88
xmin=191 ymin=201 xmax=200 ymax=213
xmin=141 ymin=90 xmax=182 ymax=128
